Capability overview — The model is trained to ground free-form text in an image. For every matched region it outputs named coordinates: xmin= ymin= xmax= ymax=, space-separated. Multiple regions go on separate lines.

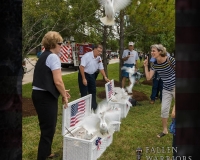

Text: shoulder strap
xmin=167 ymin=57 xmax=175 ymax=70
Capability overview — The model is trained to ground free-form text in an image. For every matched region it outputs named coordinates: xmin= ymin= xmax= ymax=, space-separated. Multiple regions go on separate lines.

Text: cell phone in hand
xmin=128 ymin=52 xmax=130 ymax=55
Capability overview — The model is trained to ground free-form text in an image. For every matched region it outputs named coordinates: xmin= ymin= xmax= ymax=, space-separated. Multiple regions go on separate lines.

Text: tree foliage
xmin=124 ymin=0 xmax=175 ymax=53
xmin=22 ymin=0 xmax=70 ymax=59
xmin=23 ymin=0 xmax=175 ymax=75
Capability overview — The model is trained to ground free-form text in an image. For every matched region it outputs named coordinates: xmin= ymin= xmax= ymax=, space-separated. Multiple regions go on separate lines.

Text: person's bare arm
xmin=79 ymin=65 xmax=87 ymax=86
xmin=143 ymin=57 xmax=155 ymax=80
xmin=52 ymin=69 xmax=70 ymax=108
xmin=99 ymin=69 xmax=110 ymax=82
xmin=122 ymin=55 xmax=130 ymax=61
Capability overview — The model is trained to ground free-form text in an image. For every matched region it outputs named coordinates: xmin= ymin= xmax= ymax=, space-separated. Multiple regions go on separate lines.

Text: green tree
xmin=125 ymin=0 xmax=175 ymax=52
xmin=23 ymin=0 xmax=175 ymax=81
xmin=22 ymin=0 xmax=70 ymax=59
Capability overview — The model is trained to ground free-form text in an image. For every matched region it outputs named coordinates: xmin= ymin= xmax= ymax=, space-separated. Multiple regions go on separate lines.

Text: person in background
xmin=149 ymin=71 xmax=163 ymax=104
xmin=139 ymin=52 xmax=143 ymax=62
xmin=32 ymin=31 xmax=70 ymax=160
xmin=37 ymin=45 xmax=44 ymax=58
xmin=65 ymin=41 xmax=71 ymax=47
xmin=121 ymin=42 xmax=139 ymax=92
xmin=143 ymin=44 xmax=175 ymax=138
xmin=149 ymin=57 xmax=163 ymax=104
xmin=78 ymin=44 xmax=110 ymax=112
xmin=37 ymin=51 xmax=42 ymax=58
xmin=140 ymin=52 xmax=143 ymax=61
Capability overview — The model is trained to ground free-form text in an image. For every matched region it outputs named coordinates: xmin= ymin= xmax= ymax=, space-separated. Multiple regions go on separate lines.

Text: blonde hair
xmin=151 ymin=44 xmax=167 ymax=57
xmin=42 ymin=31 xmax=63 ymax=50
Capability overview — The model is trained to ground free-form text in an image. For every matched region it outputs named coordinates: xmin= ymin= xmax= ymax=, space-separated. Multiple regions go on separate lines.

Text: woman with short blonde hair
xmin=42 ymin=31 xmax=63 ymax=50
xmin=32 ymin=31 xmax=70 ymax=159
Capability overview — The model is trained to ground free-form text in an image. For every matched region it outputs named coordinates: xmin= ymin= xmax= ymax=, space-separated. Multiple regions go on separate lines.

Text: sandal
xmin=46 ymin=153 xmax=59 ymax=159
xmin=157 ymin=132 xmax=167 ymax=138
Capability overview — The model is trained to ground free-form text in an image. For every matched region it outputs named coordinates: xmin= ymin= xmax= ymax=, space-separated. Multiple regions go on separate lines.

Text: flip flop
xmin=157 ymin=132 xmax=167 ymax=138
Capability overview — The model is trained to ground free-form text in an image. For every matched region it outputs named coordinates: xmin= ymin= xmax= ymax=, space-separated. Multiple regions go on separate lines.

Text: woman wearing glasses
xmin=32 ymin=31 xmax=70 ymax=159
xmin=143 ymin=44 xmax=175 ymax=139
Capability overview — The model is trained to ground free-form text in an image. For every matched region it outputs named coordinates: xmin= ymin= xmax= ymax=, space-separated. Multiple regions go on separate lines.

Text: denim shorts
xmin=122 ymin=63 xmax=134 ymax=78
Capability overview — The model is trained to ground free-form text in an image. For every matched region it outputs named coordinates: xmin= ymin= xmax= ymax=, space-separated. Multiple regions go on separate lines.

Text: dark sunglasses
xmin=57 ymin=42 xmax=63 ymax=46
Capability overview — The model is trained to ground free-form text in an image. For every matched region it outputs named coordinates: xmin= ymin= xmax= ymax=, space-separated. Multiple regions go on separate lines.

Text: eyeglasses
xmin=96 ymin=47 xmax=102 ymax=53
xmin=57 ymin=42 xmax=63 ymax=46
xmin=97 ymin=49 xmax=102 ymax=53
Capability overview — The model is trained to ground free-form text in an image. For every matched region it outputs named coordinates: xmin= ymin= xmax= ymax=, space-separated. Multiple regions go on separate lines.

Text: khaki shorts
xmin=161 ymin=88 xmax=175 ymax=118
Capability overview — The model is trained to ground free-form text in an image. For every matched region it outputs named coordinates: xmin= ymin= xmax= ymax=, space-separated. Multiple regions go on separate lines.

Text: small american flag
xmin=107 ymin=82 xmax=113 ymax=99
xmin=70 ymin=100 xmax=86 ymax=127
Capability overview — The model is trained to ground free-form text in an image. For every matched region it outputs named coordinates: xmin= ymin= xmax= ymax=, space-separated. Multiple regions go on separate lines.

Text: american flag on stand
xmin=107 ymin=82 xmax=113 ymax=99
xmin=70 ymin=100 xmax=86 ymax=127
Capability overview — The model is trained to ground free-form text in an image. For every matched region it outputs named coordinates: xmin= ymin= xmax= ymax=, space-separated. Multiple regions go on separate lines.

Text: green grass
xmin=27 ymin=54 xmax=37 ymax=58
xmin=22 ymin=61 xmax=174 ymax=160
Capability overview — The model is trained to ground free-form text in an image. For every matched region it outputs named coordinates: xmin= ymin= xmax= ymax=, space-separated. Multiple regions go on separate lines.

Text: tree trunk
xmin=102 ymin=25 xmax=108 ymax=79
xmin=119 ymin=10 xmax=125 ymax=87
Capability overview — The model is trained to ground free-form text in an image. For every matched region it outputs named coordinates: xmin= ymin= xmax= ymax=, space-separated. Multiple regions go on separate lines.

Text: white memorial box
xmin=62 ymin=94 xmax=113 ymax=160
xmin=105 ymin=79 xmax=131 ymax=118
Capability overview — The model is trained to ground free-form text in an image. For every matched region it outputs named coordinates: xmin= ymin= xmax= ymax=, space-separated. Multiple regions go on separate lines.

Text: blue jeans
xmin=150 ymin=72 xmax=163 ymax=101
